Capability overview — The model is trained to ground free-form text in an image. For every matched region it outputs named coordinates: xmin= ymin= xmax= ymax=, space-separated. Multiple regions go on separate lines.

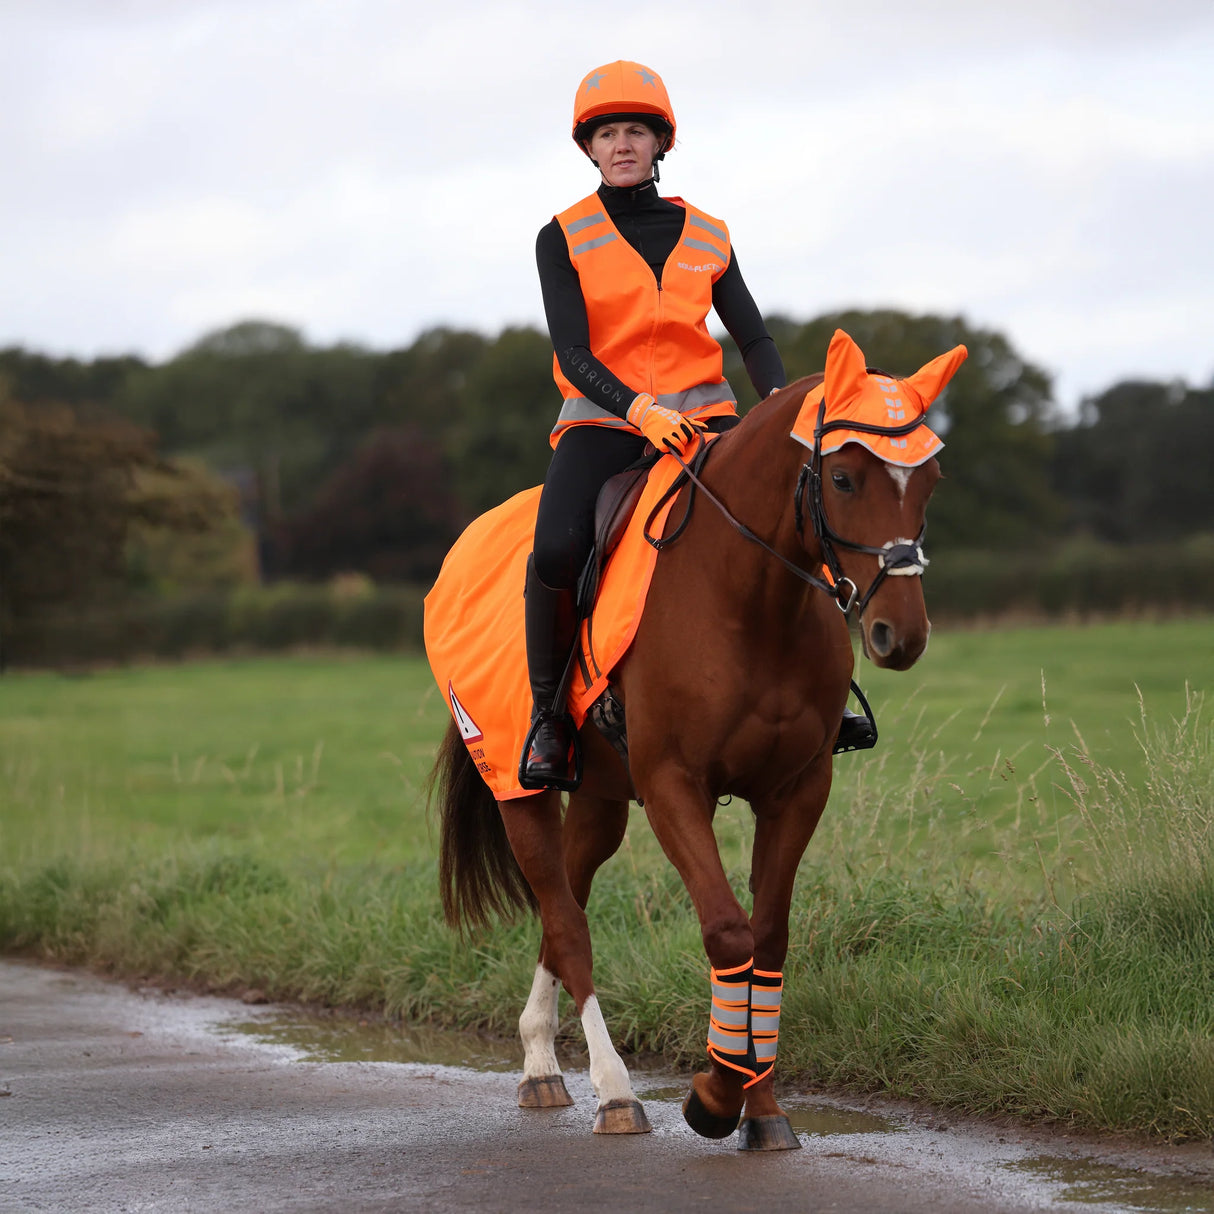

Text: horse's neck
xmin=706 ymin=390 xmax=825 ymax=598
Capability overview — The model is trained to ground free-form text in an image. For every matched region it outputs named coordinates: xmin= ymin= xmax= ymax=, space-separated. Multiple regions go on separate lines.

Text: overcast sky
xmin=3 ymin=0 xmax=1211 ymax=411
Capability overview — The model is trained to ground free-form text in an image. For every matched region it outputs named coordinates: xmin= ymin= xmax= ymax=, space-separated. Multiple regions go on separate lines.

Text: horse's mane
xmin=729 ymin=373 xmax=824 ymax=439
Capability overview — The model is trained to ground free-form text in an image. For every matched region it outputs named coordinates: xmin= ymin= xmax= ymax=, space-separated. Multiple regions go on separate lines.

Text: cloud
xmin=1 ymin=0 xmax=1211 ymax=406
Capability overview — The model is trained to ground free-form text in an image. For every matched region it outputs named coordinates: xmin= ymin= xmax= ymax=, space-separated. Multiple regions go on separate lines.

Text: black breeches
xmin=532 ymin=426 xmax=648 ymax=590
xmin=531 ymin=416 xmax=739 ymax=590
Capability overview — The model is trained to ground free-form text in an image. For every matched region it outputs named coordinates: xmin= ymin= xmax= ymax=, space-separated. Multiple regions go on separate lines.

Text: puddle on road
xmin=224 ymin=1013 xmax=522 ymax=1072
xmin=223 ymin=1009 xmax=1213 ymax=1213
xmin=636 ymin=1084 xmax=895 ymax=1137
xmin=231 ymin=1013 xmax=892 ymax=1136
xmin=782 ymin=1102 xmax=895 ymax=1137
xmin=1005 ymin=1156 xmax=1214 ymax=1213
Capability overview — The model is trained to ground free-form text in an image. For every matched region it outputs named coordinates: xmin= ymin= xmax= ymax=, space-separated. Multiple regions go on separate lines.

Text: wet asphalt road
xmin=2 ymin=961 xmax=1212 ymax=1213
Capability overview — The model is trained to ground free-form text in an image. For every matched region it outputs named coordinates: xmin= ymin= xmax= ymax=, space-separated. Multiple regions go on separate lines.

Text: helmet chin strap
xmin=653 ymin=140 xmax=668 ymax=184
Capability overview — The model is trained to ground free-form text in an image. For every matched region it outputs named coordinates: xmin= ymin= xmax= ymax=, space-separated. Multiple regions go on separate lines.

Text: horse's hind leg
xmin=517 ymin=963 xmax=649 ymax=1132
xmin=517 ymin=963 xmax=573 ymax=1108
xmin=502 ymin=791 xmax=649 ymax=1133
xmin=517 ymin=790 xmax=630 ymax=1108
xmin=566 ymin=790 xmax=649 ymax=1132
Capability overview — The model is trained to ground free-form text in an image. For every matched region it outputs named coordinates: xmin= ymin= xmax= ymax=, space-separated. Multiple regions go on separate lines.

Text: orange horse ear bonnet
xmin=790 ymin=329 xmax=967 ymax=466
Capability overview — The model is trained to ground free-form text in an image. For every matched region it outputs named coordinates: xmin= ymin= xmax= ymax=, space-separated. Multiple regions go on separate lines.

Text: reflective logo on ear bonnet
xmin=790 ymin=329 xmax=967 ymax=467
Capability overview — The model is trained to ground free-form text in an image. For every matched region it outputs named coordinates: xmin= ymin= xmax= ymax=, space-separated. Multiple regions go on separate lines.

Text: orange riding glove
xmin=626 ymin=393 xmax=707 ymax=457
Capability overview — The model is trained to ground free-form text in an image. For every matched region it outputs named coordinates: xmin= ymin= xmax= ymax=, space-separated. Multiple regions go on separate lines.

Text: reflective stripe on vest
xmin=549 ymin=191 xmax=736 ymax=447
xmin=551 ymin=381 xmax=736 ymax=438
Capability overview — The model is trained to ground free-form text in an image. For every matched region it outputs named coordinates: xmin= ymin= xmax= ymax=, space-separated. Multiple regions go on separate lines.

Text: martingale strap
xmin=706 ymin=961 xmax=785 ymax=1088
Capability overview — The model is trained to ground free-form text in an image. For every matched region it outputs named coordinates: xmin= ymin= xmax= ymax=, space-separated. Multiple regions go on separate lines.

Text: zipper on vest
xmin=648 ymin=279 xmax=663 ymax=397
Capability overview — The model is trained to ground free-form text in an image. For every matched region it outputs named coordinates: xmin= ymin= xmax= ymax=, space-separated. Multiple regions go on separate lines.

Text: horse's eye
xmin=831 ymin=470 xmax=853 ymax=492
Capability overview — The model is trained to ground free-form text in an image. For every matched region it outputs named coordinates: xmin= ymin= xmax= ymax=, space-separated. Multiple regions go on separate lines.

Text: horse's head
xmin=792 ymin=329 xmax=967 ymax=670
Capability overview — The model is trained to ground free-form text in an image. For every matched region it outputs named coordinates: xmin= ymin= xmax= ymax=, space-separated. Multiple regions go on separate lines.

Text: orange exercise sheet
xmin=423 ymin=457 xmax=684 ymax=800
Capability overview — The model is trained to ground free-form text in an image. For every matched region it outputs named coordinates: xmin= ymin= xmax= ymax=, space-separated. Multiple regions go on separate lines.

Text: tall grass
xmin=1 ymin=635 xmax=1212 ymax=1138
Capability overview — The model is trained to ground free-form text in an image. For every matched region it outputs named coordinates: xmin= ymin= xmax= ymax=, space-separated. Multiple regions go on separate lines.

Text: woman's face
xmin=587 ymin=121 xmax=662 ymax=188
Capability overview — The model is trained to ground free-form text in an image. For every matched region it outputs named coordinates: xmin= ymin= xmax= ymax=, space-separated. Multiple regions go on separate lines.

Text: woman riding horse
xmin=429 ymin=326 xmax=965 ymax=1145
xmin=522 ymin=59 xmax=873 ymax=790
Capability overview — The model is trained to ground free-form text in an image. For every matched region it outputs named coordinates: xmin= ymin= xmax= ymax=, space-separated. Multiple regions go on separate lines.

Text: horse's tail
xmin=428 ymin=720 xmax=538 ymax=932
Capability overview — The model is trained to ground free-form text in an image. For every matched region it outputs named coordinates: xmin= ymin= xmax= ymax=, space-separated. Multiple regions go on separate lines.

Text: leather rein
xmin=645 ymin=397 xmax=931 ymax=621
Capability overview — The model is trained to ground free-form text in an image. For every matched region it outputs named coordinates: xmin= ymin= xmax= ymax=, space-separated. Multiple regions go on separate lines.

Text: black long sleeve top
xmin=536 ymin=179 xmax=785 ymax=419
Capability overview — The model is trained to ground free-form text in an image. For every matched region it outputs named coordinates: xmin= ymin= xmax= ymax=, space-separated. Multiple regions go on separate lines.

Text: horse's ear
xmin=903 ymin=344 xmax=968 ymax=409
xmin=824 ymin=329 xmax=869 ymax=408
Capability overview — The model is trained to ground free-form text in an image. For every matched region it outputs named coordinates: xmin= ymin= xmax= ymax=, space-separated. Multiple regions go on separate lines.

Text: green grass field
xmin=2 ymin=618 xmax=1212 ymax=1138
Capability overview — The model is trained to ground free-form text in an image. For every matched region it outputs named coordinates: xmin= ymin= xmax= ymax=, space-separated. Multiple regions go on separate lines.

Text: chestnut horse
xmin=429 ymin=330 xmax=965 ymax=1149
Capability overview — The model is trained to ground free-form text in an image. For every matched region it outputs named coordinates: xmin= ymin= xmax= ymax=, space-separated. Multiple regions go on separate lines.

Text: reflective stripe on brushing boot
xmin=706 ymin=960 xmax=757 ymax=1081
xmin=745 ymin=968 xmax=783 ymax=1088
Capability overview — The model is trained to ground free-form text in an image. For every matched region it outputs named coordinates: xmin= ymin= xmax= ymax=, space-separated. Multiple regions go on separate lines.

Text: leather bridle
xmin=793 ymin=398 xmax=931 ymax=619
xmin=649 ymin=394 xmax=933 ymax=621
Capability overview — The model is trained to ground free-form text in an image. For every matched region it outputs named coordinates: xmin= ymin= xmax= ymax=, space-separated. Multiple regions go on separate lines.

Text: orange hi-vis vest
xmin=549 ymin=193 xmax=739 ymax=446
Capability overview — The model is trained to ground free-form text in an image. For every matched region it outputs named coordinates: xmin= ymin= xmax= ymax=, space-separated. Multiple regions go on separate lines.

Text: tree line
xmin=2 ymin=310 xmax=1211 ymax=630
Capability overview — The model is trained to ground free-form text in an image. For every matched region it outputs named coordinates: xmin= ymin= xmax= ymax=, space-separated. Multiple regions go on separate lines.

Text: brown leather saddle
xmin=575 ymin=438 xmax=714 ymax=619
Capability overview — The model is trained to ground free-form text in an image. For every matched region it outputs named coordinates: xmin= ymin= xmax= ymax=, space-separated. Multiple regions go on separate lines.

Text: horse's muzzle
xmin=863 ymin=615 xmax=930 ymax=670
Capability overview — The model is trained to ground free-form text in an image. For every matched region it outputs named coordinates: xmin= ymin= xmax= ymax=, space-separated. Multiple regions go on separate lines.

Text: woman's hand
xmin=626 ymin=393 xmax=707 ymax=456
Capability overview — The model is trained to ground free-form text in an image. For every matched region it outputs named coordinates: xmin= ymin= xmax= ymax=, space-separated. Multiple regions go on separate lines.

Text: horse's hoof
xmin=517 ymin=1075 xmax=574 ymax=1109
xmin=738 ymin=1115 xmax=802 ymax=1151
xmin=593 ymin=1097 xmax=652 ymax=1134
xmin=681 ymin=1086 xmax=741 ymax=1139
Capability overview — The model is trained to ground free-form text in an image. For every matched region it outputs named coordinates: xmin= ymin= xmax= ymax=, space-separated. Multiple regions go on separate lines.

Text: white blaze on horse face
xmin=886 ymin=463 xmax=913 ymax=503
xmin=580 ymin=994 xmax=638 ymax=1106
xmin=519 ymin=963 xmax=562 ymax=1080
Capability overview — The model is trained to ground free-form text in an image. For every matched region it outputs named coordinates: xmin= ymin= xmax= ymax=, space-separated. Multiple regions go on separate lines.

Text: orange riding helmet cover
xmin=572 ymin=60 xmax=676 ymax=153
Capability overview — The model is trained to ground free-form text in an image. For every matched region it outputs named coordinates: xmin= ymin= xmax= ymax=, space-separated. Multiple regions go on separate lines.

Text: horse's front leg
xmin=501 ymin=792 xmax=649 ymax=1133
xmin=637 ymin=765 xmax=756 ymax=1139
xmin=738 ymin=761 xmax=833 ymax=1151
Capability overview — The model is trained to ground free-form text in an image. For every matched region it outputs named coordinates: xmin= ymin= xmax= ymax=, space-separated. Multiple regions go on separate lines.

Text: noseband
xmin=793 ymin=398 xmax=930 ymax=619
xmin=652 ymin=393 xmax=931 ymax=621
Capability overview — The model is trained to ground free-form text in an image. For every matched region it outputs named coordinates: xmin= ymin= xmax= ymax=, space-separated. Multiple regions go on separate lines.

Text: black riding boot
xmin=518 ymin=557 xmax=580 ymax=791
xmin=834 ymin=707 xmax=877 ymax=754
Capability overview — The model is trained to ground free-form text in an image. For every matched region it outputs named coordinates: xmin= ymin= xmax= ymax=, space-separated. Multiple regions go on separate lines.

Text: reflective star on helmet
xmin=584 ymin=71 xmax=606 ymax=90
xmin=636 ymin=69 xmax=656 ymax=86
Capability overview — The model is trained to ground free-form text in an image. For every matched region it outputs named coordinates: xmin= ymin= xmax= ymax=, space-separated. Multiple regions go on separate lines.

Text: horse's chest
xmin=724 ymin=683 xmax=831 ymax=769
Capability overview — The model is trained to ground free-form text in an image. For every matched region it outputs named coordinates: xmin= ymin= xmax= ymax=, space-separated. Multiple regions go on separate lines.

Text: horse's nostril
xmin=868 ymin=621 xmax=895 ymax=658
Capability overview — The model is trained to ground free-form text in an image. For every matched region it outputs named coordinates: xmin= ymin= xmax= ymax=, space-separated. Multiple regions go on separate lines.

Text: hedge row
xmin=3 ymin=584 xmax=426 ymax=668
xmin=4 ymin=537 xmax=1212 ymax=668
xmin=926 ymin=535 xmax=1214 ymax=621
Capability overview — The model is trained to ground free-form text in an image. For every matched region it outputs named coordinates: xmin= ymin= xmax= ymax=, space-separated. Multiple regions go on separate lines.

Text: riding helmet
xmin=572 ymin=60 xmax=676 ymax=156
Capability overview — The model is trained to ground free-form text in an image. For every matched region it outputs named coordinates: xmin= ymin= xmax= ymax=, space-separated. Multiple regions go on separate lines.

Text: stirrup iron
xmin=833 ymin=680 xmax=878 ymax=755
xmin=518 ymin=710 xmax=583 ymax=793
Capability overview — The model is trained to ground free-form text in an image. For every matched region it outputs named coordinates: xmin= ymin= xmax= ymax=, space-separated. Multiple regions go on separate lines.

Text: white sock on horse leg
xmin=519 ymin=963 xmax=563 ymax=1080
xmin=580 ymin=993 xmax=635 ymax=1105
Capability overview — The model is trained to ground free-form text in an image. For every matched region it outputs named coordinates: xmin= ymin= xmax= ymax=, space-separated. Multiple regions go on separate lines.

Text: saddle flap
xmin=576 ymin=465 xmax=649 ymax=621
xmin=594 ymin=466 xmax=649 ymax=563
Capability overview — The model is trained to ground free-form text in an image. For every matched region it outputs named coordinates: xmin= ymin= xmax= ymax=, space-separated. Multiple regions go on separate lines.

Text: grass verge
xmin=1 ymin=629 xmax=1212 ymax=1139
